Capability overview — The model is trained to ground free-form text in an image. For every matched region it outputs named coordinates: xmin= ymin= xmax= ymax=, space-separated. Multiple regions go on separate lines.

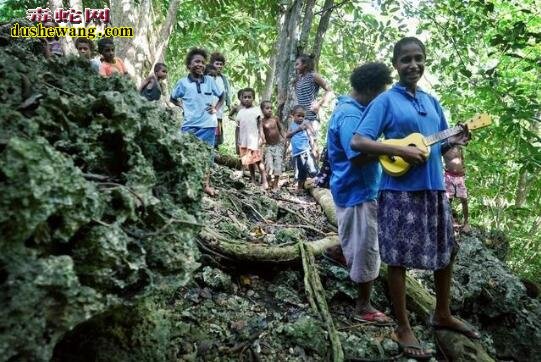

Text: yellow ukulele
xmin=379 ymin=113 xmax=492 ymax=176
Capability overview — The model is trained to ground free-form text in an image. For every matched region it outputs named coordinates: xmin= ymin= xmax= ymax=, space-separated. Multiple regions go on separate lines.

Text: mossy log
xmin=306 ymin=184 xmax=337 ymax=227
xmin=214 ymin=153 xmax=242 ymax=170
xmin=200 ymin=228 xmax=339 ymax=263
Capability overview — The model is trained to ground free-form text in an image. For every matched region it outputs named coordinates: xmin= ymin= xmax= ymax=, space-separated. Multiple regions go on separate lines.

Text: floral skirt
xmin=378 ymin=190 xmax=455 ymax=270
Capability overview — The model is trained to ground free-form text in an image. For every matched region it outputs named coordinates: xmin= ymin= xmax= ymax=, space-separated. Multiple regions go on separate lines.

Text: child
xmin=286 ymin=105 xmax=318 ymax=191
xmin=40 ymin=21 xmax=63 ymax=58
xmin=170 ymin=47 xmax=224 ymax=196
xmin=139 ymin=63 xmax=167 ymax=101
xmin=98 ymin=38 xmax=127 ymax=77
xmin=443 ymin=145 xmax=470 ymax=232
xmin=351 ymin=37 xmax=475 ymax=360
xmin=229 ymin=89 xmax=246 ymax=156
xmin=75 ymin=37 xmax=100 ymax=72
xmin=326 ymin=62 xmax=393 ymax=324
xmin=294 ymin=54 xmax=333 ymax=140
xmin=210 ymin=52 xmax=232 ymax=149
xmin=259 ymin=101 xmax=285 ymax=190
xmin=236 ymin=88 xmax=268 ymax=189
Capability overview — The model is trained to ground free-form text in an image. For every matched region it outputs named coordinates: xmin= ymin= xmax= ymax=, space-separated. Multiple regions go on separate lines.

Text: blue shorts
xmin=181 ymin=126 xmax=216 ymax=147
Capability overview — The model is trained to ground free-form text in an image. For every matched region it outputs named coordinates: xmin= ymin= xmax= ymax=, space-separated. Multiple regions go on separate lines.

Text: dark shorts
xmin=294 ymin=151 xmax=318 ymax=182
xmin=378 ymin=190 xmax=456 ymax=270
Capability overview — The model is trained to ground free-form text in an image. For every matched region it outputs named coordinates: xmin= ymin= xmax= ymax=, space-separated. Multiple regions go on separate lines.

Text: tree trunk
xmin=150 ymin=0 xmax=181 ymax=70
xmin=514 ymin=168 xmax=529 ymax=208
xmin=262 ymin=51 xmax=277 ymax=101
xmin=312 ymin=0 xmax=334 ymax=67
xmin=298 ymin=0 xmax=316 ymax=54
xmin=275 ymin=0 xmax=303 ymax=124
xmin=109 ymin=0 xmax=153 ymax=84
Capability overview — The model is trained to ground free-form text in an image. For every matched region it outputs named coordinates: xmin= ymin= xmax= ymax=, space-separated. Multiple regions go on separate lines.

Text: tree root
xmin=300 ymin=242 xmax=344 ymax=361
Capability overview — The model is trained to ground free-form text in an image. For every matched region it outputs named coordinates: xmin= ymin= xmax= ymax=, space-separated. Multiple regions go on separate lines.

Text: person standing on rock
xmin=294 ymin=54 xmax=333 ymax=142
xmin=351 ymin=37 xmax=478 ymax=360
xmin=170 ymin=48 xmax=224 ymax=196
xmin=326 ymin=62 xmax=393 ymax=326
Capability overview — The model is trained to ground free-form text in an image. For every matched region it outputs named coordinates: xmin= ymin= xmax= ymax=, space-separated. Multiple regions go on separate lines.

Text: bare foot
xmin=204 ymin=185 xmax=217 ymax=197
xmin=430 ymin=314 xmax=480 ymax=339
xmin=394 ymin=326 xmax=432 ymax=359
xmin=462 ymin=224 xmax=471 ymax=233
xmin=261 ymin=182 xmax=269 ymax=190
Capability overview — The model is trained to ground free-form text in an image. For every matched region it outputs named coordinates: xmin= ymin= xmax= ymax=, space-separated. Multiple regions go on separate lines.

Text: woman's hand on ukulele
xmin=398 ymin=146 xmax=427 ymax=165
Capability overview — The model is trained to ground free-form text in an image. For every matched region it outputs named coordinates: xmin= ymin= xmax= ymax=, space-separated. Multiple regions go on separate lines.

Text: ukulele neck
xmin=425 ymin=126 xmax=462 ymax=146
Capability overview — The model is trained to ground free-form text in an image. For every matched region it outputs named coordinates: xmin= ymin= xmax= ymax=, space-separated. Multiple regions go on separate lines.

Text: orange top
xmin=99 ymin=57 xmax=127 ymax=77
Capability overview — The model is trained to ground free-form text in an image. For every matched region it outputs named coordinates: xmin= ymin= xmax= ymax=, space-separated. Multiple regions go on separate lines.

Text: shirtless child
xmin=443 ymin=146 xmax=470 ymax=233
xmin=259 ymin=101 xmax=285 ymax=189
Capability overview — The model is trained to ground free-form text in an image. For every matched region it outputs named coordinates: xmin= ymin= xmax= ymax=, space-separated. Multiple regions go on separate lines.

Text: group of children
xmin=41 ymin=22 xmax=129 ymax=78
xmin=229 ymin=88 xmax=319 ymax=191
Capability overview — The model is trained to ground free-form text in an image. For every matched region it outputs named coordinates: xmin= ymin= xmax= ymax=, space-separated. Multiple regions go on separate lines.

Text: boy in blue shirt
xmin=326 ymin=62 xmax=392 ymax=324
xmin=286 ymin=105 xmax=318 ymax=192
xmin=171 ymin=48 xmax=224 ymax=196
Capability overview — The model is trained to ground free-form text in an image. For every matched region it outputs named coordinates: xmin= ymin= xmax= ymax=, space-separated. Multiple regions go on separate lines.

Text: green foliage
xmin=166 ymin=0 xmax=279 ymax=100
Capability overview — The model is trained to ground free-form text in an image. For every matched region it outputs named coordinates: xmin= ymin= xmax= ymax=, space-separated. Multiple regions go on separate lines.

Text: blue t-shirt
xmin=327 ymin=96 xmax=381 ymax=208
xmin=170 ymin=75 xmax=223 ymax=128
xmin=289 ymin=121 xmax=311 ymax=156
xmin=354 ymin=84 xmax=448 ymax=191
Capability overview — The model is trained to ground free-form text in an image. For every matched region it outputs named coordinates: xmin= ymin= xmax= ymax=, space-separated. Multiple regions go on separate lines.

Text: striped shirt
xmin=295 ymin=72 xmax=320 ymax=122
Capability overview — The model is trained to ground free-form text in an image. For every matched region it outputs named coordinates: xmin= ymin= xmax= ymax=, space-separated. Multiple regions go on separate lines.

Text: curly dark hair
xmin=392 ymin=36 xmax=426 ymax=65
xmin=97 ymin=37 xmax=114 ymax=54
xmin=350 ymin=62 xmax=393 ymax=94
xmin=210 ymin=52 xmax=226 ymax=64
xmin=74 ymin=37 xmax=94 ymax=51
xmin=260 ymin=100 xmax=272 ymax=110
xmin=185 ymin=47 xmax=208 ymax=68
xmin=291 ymin=104 xmax=306 ymax=114
xmin=296 ymin=54 xmax=315 ymax=72
xmin=154 ymin=62 xmax=166 ymax=72
xmin=240 ymin=87 xmax=255 ymax=98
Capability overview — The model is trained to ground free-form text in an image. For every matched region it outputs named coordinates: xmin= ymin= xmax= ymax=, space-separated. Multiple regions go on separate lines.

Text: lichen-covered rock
xmin=453 ymin=235 xmax=541 ymax=360
xmin=0 ymin=20 xmax=206 ymax=361
xmin=414 ymin=234 xmax=541 ymax=360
